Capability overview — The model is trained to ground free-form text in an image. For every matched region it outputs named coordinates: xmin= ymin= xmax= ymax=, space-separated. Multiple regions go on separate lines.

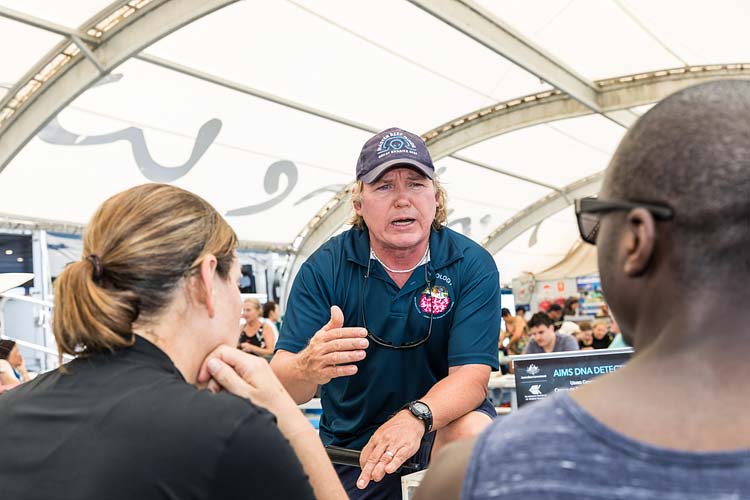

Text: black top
xmin=592 ymin=332 xmax=615 ymax=349
xmin=239 ymin=323 xmax=266 ymax=349
xmin=0 ymin=337 xmax=315 ymax=500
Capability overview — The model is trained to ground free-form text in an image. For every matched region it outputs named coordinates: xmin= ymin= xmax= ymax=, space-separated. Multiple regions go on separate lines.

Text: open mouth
xmin=391 ymin=217 xmax=416 ymax=227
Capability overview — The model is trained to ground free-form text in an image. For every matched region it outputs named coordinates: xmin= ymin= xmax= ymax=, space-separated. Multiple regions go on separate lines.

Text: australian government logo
xmin=415 ymin=284 xmax=454 ymax=319
xmin=520 ymin=362 xmax=547 ymax=382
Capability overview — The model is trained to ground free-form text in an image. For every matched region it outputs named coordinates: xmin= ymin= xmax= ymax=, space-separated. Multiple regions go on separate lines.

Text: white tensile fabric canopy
xmin=0 ymin=0 xmax=748 ymax=292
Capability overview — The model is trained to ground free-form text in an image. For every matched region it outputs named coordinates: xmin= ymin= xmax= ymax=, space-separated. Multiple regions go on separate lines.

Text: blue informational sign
xmin=512 ymin=348 xmax=633 ymax=407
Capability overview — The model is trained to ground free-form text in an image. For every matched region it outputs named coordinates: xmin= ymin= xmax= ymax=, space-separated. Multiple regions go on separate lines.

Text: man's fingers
xmin=322 ymin=305 xmax=345 ymax=331
xmin=384 ymin=446 xmax=411 ymax=474
xmin=317 ymin=336 xmax=369 ymax=354
xmin=205 ymin=358 xmax=250 ymax=398
xmin=326 ymin=364 xmax=359 ymax=379
xmin=317 ymin=327 xmax=368 ymax=344
xmin=324 ymin=349 xmax=366 ymax=366
xmin=358 ymin=442 xmax=387 ymax=489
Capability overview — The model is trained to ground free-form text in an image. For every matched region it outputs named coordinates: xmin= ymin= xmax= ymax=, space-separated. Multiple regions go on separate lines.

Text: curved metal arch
xmin=481 ymin=173 xmax=603 ymax=255
xmin=423 ymin=63 xmax=750 ymax=159
xmin=281 ymin=63 xmax=750 ymax=306
xmin=0 ymin=0 xmax=239 ymax=173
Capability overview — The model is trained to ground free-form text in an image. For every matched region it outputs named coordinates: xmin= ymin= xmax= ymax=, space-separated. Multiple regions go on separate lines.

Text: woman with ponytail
xmin=0 ymin=184 xmax=345 ymax=500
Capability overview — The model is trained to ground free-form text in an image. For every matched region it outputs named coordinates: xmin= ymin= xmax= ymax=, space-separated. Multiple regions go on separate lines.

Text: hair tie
xmin=86 ymin=254 xmax=104 ymax=281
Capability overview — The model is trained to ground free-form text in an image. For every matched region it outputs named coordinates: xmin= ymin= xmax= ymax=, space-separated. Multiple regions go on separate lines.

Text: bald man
xmin=416 ymin=80 xmax=750 ymax=499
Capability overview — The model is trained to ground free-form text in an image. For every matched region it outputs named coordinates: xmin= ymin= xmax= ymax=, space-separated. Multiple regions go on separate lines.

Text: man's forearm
xmin=420 ymin=365 xmax=490 ymax=430
xmin=270 ymin=351 xmax=318 ymax=404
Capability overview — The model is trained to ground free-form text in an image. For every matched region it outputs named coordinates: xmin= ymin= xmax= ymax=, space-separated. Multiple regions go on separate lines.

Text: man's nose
xmin=393 ymin=186 xmax=412 ymax=207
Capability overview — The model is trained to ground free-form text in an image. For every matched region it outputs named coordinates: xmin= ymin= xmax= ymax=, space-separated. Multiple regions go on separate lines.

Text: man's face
xmin=355 ymin=167 xmax=437 ymax=252
xmin=548 ymin=309 xmax=562 ymax=321
xmin=530 ymin=324 xmax=555 ymax=349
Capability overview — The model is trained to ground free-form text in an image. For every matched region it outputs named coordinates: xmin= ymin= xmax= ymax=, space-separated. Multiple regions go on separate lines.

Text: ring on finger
xmin=384 ymin=450 xmax=395 ymax=458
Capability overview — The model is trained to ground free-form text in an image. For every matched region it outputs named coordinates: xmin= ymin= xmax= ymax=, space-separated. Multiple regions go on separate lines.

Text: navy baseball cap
xmin=356 ymin=127 xmax=434 ymax=183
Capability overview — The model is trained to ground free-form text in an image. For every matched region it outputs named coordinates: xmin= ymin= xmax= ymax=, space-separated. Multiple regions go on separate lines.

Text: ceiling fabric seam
xmin=283 ymin=0 xmax=502 ymax=102
xmin=612 ymin=0 xmax=689 ymax=67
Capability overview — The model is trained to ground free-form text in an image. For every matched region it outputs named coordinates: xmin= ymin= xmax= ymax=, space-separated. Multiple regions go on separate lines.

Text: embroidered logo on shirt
xmin=415 ymin=284 xmax=454 ymax=319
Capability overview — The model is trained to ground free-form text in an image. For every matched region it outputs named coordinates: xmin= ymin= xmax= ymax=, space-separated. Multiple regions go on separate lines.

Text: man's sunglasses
xmin=575 ymin=197 xmax=674 ymax=245
xmin=360 ymin=260 xmax=433 ymax=350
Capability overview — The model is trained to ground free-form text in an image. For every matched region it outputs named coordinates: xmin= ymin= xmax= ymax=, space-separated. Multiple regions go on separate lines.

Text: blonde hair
xmin=53 ymin=184 xmax=238 ymax=360
xmin=592 ymin=320 xmax=608 ymax=329
xmin=349 ymin=174 xmax=448 ymax=230
xmin=243 ymin=297 xmax=261 ymax=311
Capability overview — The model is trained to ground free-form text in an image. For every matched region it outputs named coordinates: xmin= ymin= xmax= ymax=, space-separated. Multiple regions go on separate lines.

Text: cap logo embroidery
xmin=377 ymin=132 xmax=418 ymax=159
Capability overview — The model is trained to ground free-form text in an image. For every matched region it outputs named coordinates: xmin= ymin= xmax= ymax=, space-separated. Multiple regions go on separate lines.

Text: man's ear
xmin=197 ymin=254 xmax=218 ymax=318
xmin=623 ymin=208 xmax=656 ymax=277
xmin=352 ymin=185 xmax=363 ymax=215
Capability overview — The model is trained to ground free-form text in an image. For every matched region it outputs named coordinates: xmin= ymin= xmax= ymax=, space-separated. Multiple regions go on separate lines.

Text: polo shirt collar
xmin=344 ymin=226 xmax=464 ymax=271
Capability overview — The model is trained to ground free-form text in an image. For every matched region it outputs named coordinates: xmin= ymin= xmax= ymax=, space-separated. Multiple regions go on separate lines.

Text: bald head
xmin=603 ymin=79 xmax=750 ymax=285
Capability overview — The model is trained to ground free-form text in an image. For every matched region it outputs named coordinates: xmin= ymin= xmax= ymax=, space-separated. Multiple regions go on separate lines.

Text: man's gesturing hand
xmin=296 ymin=306 xmax=368 ymax=385
xmin=357 ymin=411 xmax=425 ymax=489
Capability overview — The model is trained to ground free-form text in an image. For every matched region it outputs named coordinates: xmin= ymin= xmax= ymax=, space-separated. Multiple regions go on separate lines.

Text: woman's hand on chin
xmin=197 ymin=345 xmax=297 ymax=416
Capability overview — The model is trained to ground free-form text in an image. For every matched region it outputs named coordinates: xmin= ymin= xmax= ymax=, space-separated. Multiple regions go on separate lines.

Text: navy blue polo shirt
xmin=278 ymin=227 xmax=500 ymax=450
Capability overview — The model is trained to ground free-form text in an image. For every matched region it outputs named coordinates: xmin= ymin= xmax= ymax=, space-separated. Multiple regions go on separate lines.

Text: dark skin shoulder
xmin=414 ymin=437 xmax=477 ymax=500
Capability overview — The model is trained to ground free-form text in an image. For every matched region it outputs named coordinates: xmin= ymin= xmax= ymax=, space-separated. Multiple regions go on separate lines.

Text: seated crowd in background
xmin=499 ymin=296 xmax=621 ymax=359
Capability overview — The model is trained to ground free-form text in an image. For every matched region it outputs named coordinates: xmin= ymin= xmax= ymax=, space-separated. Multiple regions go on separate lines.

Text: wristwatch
xmin=400 ymin=400 xmax=433 ymax=433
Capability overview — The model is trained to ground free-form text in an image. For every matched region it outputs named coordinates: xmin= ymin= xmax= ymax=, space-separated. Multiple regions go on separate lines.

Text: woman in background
xmin=262 ymin=300 xmax=282 ymax=339
xmin=239 ymin=297 xmax=276 ymax=357
xmin=0 ymin=339 xmax=30 ymax=388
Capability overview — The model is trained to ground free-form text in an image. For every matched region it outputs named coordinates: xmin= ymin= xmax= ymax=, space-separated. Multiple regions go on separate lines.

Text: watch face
xmin=412 ymin=402 xmax=429 ymax=416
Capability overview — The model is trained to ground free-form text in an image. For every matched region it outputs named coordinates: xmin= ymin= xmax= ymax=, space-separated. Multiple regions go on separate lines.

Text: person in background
xmin=591 ymin=319 xmax=614 ymax=349
xmin=0 ymin=184 xmax=345 ymax=500
xmin=515 ymin=306 xmax=527 ymax=328
xmin=499 ymin=309 xmax=527 ymax=356
xmin=546 ymin=303 xmax=564 ymax=329
xmin=522 ymin=313 xmax=579 ymax=354
xmin=607 ymin=315 xmax=629 ymax=349
xmin=576 ymin=321 xmax=594 ymax=350
xmin=558 ymin=321 xmax=581 ymax=337
xmin=417 ymin=80 xmax=750 ymax=500
xmin=562 ymin=296 xmax=580 ymax=317
xmin=239 ymin=298 xmax=276 ymax=358
xmin=263 ymin=301 xmax=282 ymax=339
xmin=0 ymin=339 xmax=31 ymax=388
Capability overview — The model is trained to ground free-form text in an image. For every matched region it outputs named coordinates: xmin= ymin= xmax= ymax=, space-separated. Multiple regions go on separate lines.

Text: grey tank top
xmin=462 ymin=392 xmax=750 ymax=500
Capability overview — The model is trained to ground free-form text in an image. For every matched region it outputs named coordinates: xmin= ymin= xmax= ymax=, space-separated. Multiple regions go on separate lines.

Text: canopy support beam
xmin=0 ymin=0 xmax=239 ymax=174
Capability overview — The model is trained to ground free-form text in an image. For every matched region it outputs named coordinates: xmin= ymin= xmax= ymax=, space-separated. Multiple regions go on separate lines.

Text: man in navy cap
xmin=272 ymin=128 xmax=501 ymax=499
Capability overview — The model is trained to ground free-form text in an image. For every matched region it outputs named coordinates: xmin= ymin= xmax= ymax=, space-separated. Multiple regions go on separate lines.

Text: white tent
xmin=535 ymin=240 xmax=598 ymax=282
xmin=0 ymin=0 xmax=748 ymax=299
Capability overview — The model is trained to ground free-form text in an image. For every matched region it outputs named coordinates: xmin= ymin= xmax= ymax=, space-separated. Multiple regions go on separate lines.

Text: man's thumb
xmin=324 ymin=305 xmax=344 ymax=330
